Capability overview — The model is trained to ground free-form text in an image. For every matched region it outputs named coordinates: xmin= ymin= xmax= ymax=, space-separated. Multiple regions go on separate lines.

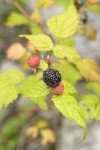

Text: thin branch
xmin=13 ymin=104 xmax=54 ymax=116
xmin=12 ymin=0 xmax=34 ymax=23
xmin=11 ymin=0 xmax=49 ymax=35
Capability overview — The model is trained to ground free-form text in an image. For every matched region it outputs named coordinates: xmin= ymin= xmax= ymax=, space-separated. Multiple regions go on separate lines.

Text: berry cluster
xmin=28 ymin=55 xmax=51 ymax=68
xmin=43 ymin=69 xmax=64 ymax=95
xmin=28 ymin=56 xmax=64 ymax=95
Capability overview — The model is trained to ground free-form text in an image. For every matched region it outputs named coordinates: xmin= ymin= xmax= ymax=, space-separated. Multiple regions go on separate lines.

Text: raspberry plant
xmin=2 ymin=3 xmax=100 ymax=141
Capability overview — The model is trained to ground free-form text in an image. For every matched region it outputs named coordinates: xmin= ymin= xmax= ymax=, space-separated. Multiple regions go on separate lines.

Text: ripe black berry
xmin=43 ymin=69 xmax=61 ymax=87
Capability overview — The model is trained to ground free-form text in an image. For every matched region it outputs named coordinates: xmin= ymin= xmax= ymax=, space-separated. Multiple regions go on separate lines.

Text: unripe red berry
xmin=52 ymin=82 xmax=64 ymax=95
xmin=28 ymin=56 xmax=40 ymax=68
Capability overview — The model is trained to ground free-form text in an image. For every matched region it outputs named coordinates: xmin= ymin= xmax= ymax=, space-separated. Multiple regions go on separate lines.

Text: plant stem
xmin=13 ymin=104 xmax=54 ymax=116
xmin=12 ymin=0 xmax=34 ymax=23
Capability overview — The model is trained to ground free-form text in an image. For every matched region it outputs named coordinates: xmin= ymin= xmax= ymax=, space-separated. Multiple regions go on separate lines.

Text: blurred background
xmin=0 ymin=0 xmax=100 ymax=150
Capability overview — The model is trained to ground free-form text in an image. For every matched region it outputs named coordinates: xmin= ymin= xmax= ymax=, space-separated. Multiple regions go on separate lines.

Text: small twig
xmin=12 ymin=0 xmax=34 ymax=23
xmin=74 ymin=0 xmax=87 ymax=10
xmin=11 ymin=0 xmax=52 ymax=35
xmin=13 ymin=104 xmax=54 ymax=116
xmin=43 ymin=52 xmax=50 ymax=58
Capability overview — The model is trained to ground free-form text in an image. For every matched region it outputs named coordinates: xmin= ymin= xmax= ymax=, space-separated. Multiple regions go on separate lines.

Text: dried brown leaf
xmin=40 ymin=129 xmax=56 ymax=146
xmin=80 ymin=58 xmax=100 ymax=82
xmin=6 ymin=43 xmax=26 ymax=60
xmin=26 ymin=126 xmax=39 ymax=139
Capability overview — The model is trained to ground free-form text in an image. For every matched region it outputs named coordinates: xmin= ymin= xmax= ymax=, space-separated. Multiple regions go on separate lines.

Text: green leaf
xmin=5 ymin=12 xmax=28 ymax=27
xmin=17 ymin=0 xmax=27 ymax=6
xmin=34 ymin=72 xmax=43 ymax=80
xmin=0 ymin=85 xmax=19 ymax=109
xmin=80 ymin=94 xmax=99 ymax=108
xmin=30 ymin=97 xmax=48 ymax=110
xmin=93 ymin=104 xmax=100 ymax=120
xmin=52 ymin=92 xmax=86 ymax=128
xmin=29 ymin=22 xmax=42 ymax=34
xmin=80 ymin=129 xmax=87 ymax=143
xmin=0 ymin=70 xmax=24 ymax=109
xmin=80 ymin=94 xmax=100 ymax=120
xmin=0 ymin=70 xmax=25 ymax=85
xmin=20 ymin=73 xmax=50 ymax=98
xmin=62 ymin=64 xmax=82 ymax=85
xmin=85 ymin=82 xmax=100 ymax=97
xmin=47 ymin=5 xmax=79 ymax=38
xmin=53 ymin=44 xmax=80 ymax=62
xmin=36 ymin=0 xmax=55 ymax=8
xmin=58 ymin=36 xmax=75 ymax=47
xmin=62 ymin=80 xmax=77 ymax=95
xmin=39 ymin=61 xmax=48 ymax=70
xmin=52 ymin=60 xmax=82 ymax=85
xmin=20 ymin=34 xmax=54 ymax=51
xmin=56 ymin=0 xmax=74 ymax=7
xmin=87 ymin=4 xmax=100 ymax=14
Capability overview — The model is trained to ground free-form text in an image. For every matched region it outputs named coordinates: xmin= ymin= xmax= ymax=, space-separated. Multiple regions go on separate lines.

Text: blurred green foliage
xmin=0 ymin=0 xmax=26 ymax=25
xmin=0 ymin=114 xmax=28 ymax=150
xmin=52 ymin=60 xmax=82 ymax=85
xmin=0 ymin=101 xmax=37 ymax=150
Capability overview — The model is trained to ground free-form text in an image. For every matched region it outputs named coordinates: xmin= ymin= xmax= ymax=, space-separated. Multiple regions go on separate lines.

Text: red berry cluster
xmin=28 ymin=56 xmax=64 ymax=95
xmin=28 ymin=55 xmax=51 ymax=68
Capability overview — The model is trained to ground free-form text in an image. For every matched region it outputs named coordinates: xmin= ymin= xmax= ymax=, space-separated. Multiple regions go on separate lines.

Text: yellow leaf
xmin=47 ymin=5 xmax=79 ymax=38
xmin=53 ymin=44 xmax=80 ymax=62
xmin=80 ymin=58 xmax=100 ymax=82
xmin=86 ymin=3 xmax=100 ymax=13
xmin=36 ymin=0 xmax=55 ymax=8
xmin=40 ymin=129 xmax=56 ymax=146
xmin=0 ymin=85 xmax=18 ymax=109
xmin=31 ymin=97 xmax=48 ymax=110
xmin=31 ymin=9 xmax=43 ymax=24
xmin=36 ymin=120 xmax=48 ymax=129
xmin=5 ymin=12 xmax=28 ymax=27
xmin=20 ymin=74 xmax=50 ymax=98
xmin=20 ymin=34 xmax=54 ymax=52
xmin=52 ymin=60 xmax=82 ymax=85
xmin=52 ymin=91 xmax=86 ymax=128
xmin=26 ymin=126 xmax=39 ymax=139
xmin=39 ymin=61 xmax=48 ymax=70
xmin=82 ymin=24 xmax=96 ymax=41
xmin=0 ymin=70 xmax=24 ymax=109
